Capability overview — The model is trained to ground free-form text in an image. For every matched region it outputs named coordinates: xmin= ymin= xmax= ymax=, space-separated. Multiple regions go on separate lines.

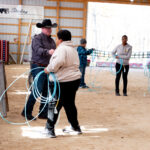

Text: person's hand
xmin=44 ymin=68 xmax=49 ymax=74
xmin=116 ymin=56 xmax=119 ymax=59
xmin=49 ymin=49 xmax=55 ymax=55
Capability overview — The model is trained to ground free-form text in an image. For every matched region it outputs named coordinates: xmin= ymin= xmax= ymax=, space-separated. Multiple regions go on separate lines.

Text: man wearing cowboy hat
xmin=21 ymin=19 xmax=57 ymax=120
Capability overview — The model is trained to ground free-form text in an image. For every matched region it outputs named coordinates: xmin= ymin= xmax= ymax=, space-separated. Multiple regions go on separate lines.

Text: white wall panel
xmin=60 ymin=19 xmax=83 ymax=27
xmin=0 ymin=0 xmax=19 ymax=5
xmin=61 ymin=28 xmax=83 ymax=36
xmin=21 ymin=19 xmax=42 ymax=23
xmin=51 ymin=28 xmax=57 ymax=35
xmin=60 ymin=2 xmax=83 ymax=8
xmin=22 ymin=0 xmax=57 ymax=6
xmin=60 ymin=10 xmax=83 ymax=18
xmin=0 ymin=35 xmax=18 ymax=42
xmin=0 ymin=18 xmax=18 ymax=24
xmin=0 ymin=25 xmax=18 ymax=34
xmin=45 ymin=9 xmax=57 ymax=17
xmin=72 ymin=38 xmax=80 ymax=46
xmin=9 ymin=44 xmax=18 ymax=52
xmin=21 ymin=36 xmax=29 ymax=43
xmin=20 ymin=45 xmax=30 ymax=52
xmin=21 ymin=26 xmax=29 ymax=34
xmin=45 ymin=1 xmax=57 ymax=7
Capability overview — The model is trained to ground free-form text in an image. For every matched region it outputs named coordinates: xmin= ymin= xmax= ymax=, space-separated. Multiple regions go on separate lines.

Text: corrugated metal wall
xmin=1 ymin=0 xmax=150 ymax=63
xmin=0 ymin=0 xmax=19 ymax=61
xmin=0 ymin=0 xmax=85 ymax=63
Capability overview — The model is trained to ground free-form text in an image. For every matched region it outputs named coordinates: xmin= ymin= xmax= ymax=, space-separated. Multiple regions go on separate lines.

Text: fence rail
xmin=92 ymin=50 xmax=150 ymax=59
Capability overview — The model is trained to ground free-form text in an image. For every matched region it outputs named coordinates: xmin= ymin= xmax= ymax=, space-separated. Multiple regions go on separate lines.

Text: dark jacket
xmin=77 ymin=46 xmax=93 ymax=66
xmin=31 ymin=33 xmax=56 ymax=65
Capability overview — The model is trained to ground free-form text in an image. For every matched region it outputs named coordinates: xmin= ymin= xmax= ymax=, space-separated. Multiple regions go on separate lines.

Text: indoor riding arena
xmin=0 ymin=0 xmax=150 ymax=150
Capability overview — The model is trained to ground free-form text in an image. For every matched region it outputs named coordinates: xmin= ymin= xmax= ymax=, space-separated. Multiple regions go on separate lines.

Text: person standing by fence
xmin=112 ymin=35 xmax=132 ymax=96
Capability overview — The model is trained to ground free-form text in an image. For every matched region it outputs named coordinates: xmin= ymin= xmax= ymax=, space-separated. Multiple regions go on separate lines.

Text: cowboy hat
xmin=36 ymin=19 xmax=57 ymax=28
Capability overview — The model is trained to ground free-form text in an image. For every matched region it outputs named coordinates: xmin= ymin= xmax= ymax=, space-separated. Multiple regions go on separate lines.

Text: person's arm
xmin=77 ymin=47 xmax=93 ymax=55
xmin=32 ymin=36 xmax=52 ymax=56
xmin=119 ymin=47 xmax=132 ymax=59
xmin=112 ymin=46 xmax=118 ymax=57
xmin=86 ymin=49 xmax=94 ymax=55
xmin=45 ymin=47 xmax=66 ymax=73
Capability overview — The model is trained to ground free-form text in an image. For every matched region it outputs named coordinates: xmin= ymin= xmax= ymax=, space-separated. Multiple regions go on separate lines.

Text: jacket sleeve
xmin=77 ymin=47 xmax=93 ymax=55
xmin=32 ymin=36 xmax=50 ymax=56
xmin=112 ymin=46 xmax=118 ymax=57
xmin=86 ymin=49 xmax=93 ymax=55
xmin=46 ymin=47 xmax=66 ymax=73
xmin=119 ymin=47 xmax=132 ymax=59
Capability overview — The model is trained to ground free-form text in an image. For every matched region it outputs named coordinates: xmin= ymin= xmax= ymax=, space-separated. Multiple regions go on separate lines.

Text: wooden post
xmin=56 ymin=0 xmax=60 ymax=33
xmin=17 ymin=0 xmax=22 ymax=64
xmin=29 ymin=23 xmax=32 ymax=44
xmin=0 ymin=61 xmax=8 ymax=117
xmin=83 ymin=1 xmax=88 ymax=38
xmin=20 ymin=19 xmax=32 ymax=64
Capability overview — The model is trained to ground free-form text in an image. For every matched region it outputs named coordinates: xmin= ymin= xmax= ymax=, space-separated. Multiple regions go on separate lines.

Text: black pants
xmin=28 ymin=62 xmax=33 ymax=88
xmin=46 ymin=79 xmax=80 ymax=130
xmin=115 ymin=63 xmax=129 ymax=94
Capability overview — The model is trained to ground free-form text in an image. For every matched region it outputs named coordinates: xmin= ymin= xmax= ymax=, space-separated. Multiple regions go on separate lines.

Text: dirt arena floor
xmin=0 ymin=64 xmax=150 ymax=150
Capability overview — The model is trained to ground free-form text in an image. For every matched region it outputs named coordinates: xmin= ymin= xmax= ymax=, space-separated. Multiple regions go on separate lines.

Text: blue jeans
xmin=22 ymin=63 xmax=48 ymax=116
xmin=79 ymin=65 xmax=86 ymax=87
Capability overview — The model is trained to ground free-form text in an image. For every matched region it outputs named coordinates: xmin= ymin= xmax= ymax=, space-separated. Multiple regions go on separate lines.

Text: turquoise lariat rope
xmin=0 ymin=67 xmax=60 ymax=126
